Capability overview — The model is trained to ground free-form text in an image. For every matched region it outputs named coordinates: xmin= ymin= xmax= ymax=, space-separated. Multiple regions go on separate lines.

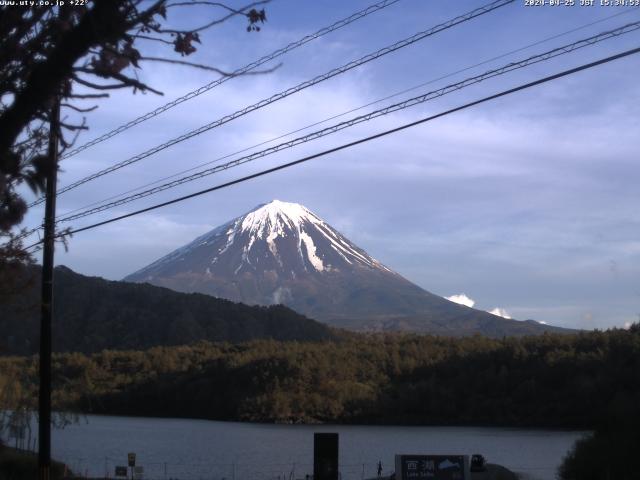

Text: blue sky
xmin=22 ymin=0 xmax=640 ymax=329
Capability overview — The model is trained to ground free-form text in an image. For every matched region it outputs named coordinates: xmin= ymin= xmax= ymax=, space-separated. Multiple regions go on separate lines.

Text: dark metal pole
xmin=39 ymin=95 xmax=60 ymax=480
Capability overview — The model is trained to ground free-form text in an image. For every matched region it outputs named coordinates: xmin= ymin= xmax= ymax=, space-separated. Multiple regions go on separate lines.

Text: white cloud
xmin=489 ymin=308 xmax=511 ymax=319
xmin=624 ymin=322 xmax=632 ymax=330
xmin=446 ymin=294 xmax=475 ymax=308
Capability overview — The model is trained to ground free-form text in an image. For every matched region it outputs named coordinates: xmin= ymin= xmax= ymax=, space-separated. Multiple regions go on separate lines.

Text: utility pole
xmin=39 ymin=94 xmax=60 ymax=480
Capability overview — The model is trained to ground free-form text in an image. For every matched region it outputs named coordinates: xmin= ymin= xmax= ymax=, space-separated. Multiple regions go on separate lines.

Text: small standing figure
xmin=377 ymin=461 xmax=383 ymax=477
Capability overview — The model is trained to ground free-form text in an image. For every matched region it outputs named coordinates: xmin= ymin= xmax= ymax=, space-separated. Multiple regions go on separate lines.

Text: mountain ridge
xmin=0 ymin=264 xmax=338 ymax=356
xmin=125 ymin=200 xmax=572 ymax=337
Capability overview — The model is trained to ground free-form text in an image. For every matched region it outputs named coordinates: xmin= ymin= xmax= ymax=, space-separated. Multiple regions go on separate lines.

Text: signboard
xmin=133 ymin=466 xmax=144 ymax=479
xmin=115 ymin=466 xmax=128 ymax=477
xmin=128 ymin=452 xmax=136 ymax=467
xmin=395 ymin=455 xmax=469 ymax=480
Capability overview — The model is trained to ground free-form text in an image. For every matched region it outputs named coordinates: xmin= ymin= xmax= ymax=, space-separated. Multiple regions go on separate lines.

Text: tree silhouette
xmin=0 ymin=0 xmax=269 ymax=261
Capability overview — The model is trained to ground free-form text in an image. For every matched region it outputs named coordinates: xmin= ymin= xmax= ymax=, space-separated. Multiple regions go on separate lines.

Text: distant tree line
xmin=1 ymin=326 xmax=639 ymax=429
xmin=0 ymin=266 xmax=337 ymax=356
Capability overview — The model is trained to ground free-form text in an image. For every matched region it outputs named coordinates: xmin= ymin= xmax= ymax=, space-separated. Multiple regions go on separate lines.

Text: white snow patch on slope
xmin=217 ymin=224 xmax=238 ymax=257
xmin=266 ymin=229 xmax=280 ymax=262
xmin=299 ymin=230 xmax=324 ymax=271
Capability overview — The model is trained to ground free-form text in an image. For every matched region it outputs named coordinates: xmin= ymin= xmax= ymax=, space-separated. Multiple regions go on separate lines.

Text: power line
xmin=25 ymin=44 xmax=640 ymax=250
xmin=17 ymin=9 xmax=639 ymax=242
xmin=59 ymin=7 xmax=640 ymax=220
xmin=29 ymin=0 xmax=514 ymax=207
xmin=58 ymin=0 xmax=402 ymax=162
xmin=54 ymin=21 xmax=640 ymax=224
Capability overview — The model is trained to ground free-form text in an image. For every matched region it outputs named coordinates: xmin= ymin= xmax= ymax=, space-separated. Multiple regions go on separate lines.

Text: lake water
xmin=44 ymin=415 xmax=585 ymax=480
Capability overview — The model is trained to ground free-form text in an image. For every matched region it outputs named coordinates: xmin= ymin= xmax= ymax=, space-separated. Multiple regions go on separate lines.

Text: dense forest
xmin=1 ymin=326 xmax=638 ymax=428
xmin=2 ymin=326 xmax=639 ymax=479
xmin=0 ymin=266 xmax=337 ymax=355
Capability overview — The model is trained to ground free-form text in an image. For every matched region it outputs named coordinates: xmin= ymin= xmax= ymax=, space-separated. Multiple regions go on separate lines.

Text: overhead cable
xmin=24 ymin=44 xmax=640 ymax=250
xmin=55 ymin=21 xmax=640 ymax=224
xmin=61 ymin=6 xmax=640 ymax=219
xmin=58 ymin=0 xmax=403 ymax=161
xmin=30 ymin=0 xmax=515 ymax=207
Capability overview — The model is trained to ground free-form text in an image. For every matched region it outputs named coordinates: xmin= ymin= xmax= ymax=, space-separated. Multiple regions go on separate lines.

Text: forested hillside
xmin=2 ymin=327 xmax=638 ymax=428
xmin=0 ymin=266 xmax=337 ymax=355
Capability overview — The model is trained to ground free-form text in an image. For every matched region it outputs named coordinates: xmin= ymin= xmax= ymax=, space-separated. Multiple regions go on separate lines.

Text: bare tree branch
xmin=108 ymin=71 xmax=164 ymax=95
xmin=68 ymin=93 xmax=110 ymax=99
xmin=133 ymin=34 xmax=174 ymax=45
xmin=61 ymin=103 xmax=99 ymax=113
xmin=72 ymin=75 xmax=133 ymax=91
xmin=59 ymin=121 xmax=88 ymax=131
xmin=157 ymin=0 xmax=270 ymax=34
xmin=138 ymin=56 xmax=280 ymax=76
xmin=166 ymin=1 xmax=246 ymax=13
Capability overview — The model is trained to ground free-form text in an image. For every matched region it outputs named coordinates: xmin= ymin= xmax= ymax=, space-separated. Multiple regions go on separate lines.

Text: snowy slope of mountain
xmin=131 ymin=200 xmax=392 ymax=279
xmin=125 ymin=200 xmax=570 ymax=336
xmin=125 ymin=200 xmax=416 ymax=316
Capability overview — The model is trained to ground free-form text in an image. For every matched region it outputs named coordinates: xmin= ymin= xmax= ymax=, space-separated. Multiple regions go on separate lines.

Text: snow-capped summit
xmin=234 ymin=200 xmax=392 ymax=273
xmin=125 ymin=200 xmax=418 ymax=317
xmin=239 ymin=200 xmax=328 ymax=271
xmin=128 ymin=200 xmax=392 ymax=284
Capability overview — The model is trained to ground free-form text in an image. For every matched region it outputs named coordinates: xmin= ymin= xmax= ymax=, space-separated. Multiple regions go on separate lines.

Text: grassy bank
xmin=0 ymin=444 xmax=67 ymax=480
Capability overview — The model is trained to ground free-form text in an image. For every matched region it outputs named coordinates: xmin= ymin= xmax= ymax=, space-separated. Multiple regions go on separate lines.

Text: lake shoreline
xmin=39 ymin=414 xmax=585 ymax=480
xmin=70 ymin=410 xmax=593 ymax=433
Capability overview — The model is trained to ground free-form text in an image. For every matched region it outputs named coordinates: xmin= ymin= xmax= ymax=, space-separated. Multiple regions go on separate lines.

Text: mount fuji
xmin=125 ymin=200 xmax=568 ymax=336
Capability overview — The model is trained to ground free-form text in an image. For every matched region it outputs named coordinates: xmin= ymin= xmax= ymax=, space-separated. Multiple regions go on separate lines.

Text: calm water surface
xmin=50 ymin=415 xmax=586 ymax=480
